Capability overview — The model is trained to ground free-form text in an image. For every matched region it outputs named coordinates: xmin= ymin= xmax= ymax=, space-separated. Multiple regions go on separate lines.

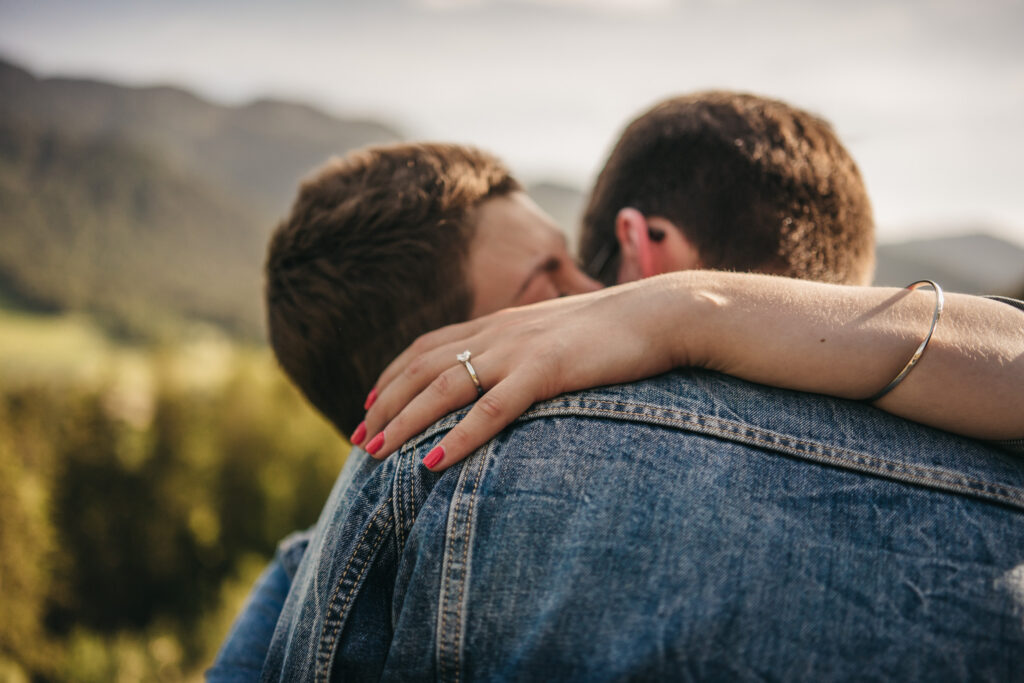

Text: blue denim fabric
xmin=261 ymin=370 xmax=1024 ymax=682
xmin=206 ymin=529 xmax=313 ymax=682
xmin=206 ymin=447 xmax=373 ymax=682
xmin=207 ymin=558 xmax=292 ymax=682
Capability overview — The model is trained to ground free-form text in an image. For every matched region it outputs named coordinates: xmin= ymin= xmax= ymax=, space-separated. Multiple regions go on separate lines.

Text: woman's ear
xmin=616 ymin=208 xmax=704 ymax=283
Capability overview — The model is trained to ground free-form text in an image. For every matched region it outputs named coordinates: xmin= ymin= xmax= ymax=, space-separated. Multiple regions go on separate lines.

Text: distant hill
xmin=874 ymin=233 xmax=1024 ymax=296
xmin=0 ymin=59 xmax=402 ymax=214
xmin=526 ymin=180 xmax=586 ymax=250
xmin=0 ymin=57 xmax=402 ymax=339
xmin=0 ymin=118 xmax=266 ymax=338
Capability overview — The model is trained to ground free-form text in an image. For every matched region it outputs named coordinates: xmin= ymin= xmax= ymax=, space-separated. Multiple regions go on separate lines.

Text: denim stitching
xmin=437 ymin=445 xmax=490 ymax=683
xmin=393 ymin=450 xmax=406 ymax=550
xmin=406 ymin=397 xmax=1024 ymax=510
xmin=402 ymin=447 xmax=417 ymax=544
xmin=452 ymin=446 xmax=489 ymax=683
xmin=545 ymin=401 xmax=1024 ymax=506
xmin=997 ymin=437 xmax=1024 ymax=452
xmin=519 ymin=401 xmax=1024 ymax=511
xmin=315 ymin=497 xmax=394 ymax=683
xmin=437 ymin=463 xmax=464 ymax=680
xmin=440 ymin=463 xmax=470 ymax=680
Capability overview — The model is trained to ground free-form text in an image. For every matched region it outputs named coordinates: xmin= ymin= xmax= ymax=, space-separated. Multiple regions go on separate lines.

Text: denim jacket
xmin=256 ymin=369 xmax=1024 ymax=682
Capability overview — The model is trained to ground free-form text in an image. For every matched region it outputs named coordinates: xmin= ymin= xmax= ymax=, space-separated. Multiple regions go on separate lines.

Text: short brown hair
xmin=265 ymin=143 xmax=520 ymax=434
xmin=580 ymin=91 xmax=875 ymax=285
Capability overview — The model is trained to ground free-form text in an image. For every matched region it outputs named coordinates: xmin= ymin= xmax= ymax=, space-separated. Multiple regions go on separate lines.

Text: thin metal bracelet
xmin=864 ymin=279 xmax=944 ymax=403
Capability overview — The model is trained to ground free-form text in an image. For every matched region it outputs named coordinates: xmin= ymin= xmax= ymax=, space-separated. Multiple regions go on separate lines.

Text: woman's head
xmin=265 ymin=142 xmax=596 ymax=434
xmin=580 ymin=91 xmax=876 ymax=286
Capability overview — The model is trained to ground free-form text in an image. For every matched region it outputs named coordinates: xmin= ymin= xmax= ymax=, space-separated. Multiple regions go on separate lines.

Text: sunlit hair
xmin=265 ymin=143 xmax=520 ymax=434
xmin=580 ymin=91 xmax=875 ymax=285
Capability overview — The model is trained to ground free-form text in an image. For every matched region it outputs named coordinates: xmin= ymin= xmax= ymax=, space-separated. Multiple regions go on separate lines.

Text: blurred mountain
xmin=0 ymin=57 xmax=402 ymax=339
xmin=0 ymin=118 xmax=266 ymax=338
xmin=526 ymin=180 xmax=586 ymax=251
xmin=0 ymin=58 xmax=401 ymax=214
xmin=874 ymin=233 xmax=1024 ymax=297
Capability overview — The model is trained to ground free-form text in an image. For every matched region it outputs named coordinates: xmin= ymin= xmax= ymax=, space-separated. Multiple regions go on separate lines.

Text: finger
xmin=421 ymin=374 xmax=539 ymax=472
xmin=367 ymin=361 xmax=485 ymax=460
xmin=374 ymin=317 xmax=488 ymax=394
xmin=363 ymin=342 xmax=469 ymax=439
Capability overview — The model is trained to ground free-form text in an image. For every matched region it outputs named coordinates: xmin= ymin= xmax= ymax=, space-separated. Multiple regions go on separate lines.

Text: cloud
xmin=413 ymin=0 xmax=676 ymax=14
xmin=415 ymin=0 xmax=486 ymax=9
xmin=521 ymin=0 xmax=675 ymax=11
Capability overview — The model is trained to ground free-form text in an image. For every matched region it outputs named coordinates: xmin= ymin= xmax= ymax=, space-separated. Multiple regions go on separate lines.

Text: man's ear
xmin=615 ymin=207 xmax=656 ymax=283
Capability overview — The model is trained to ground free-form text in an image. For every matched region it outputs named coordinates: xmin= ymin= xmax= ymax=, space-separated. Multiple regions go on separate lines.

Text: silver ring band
xmin=456 ymin=350 xmax=484 ymax=397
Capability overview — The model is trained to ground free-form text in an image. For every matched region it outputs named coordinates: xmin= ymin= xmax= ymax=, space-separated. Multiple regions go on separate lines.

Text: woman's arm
xmin=358 ymin=270 xmax=1024 ymax=470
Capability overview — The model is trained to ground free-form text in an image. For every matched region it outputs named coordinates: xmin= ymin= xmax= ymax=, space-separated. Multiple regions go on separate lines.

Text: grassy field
xmin=0 ymin=307 xmax=113 ymax=378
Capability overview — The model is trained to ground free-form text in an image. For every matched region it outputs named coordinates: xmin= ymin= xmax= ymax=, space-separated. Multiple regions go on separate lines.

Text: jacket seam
xmin=393 ymin=452 xmax=407 ymax=550
xmin=437 ymin=443 xmax=491 ymax=683
xmin=409 ymin=397 xmax=1024 ymax=511
xmin=520 ymin=401 xmax=1024 ymax=511
xmin=315 ymin=496 xmax=394 ymax=683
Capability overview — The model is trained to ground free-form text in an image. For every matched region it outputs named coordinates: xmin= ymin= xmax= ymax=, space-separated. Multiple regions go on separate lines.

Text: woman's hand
xmin=353 ymin=269 xmax=1024 ymax=469
xmin=357 ymin=276 xmax=704 ymax=470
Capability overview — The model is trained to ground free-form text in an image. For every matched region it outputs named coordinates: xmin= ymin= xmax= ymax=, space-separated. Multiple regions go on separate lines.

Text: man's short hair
xmin=265 ymin=143 xmax=520 ymax=434
xmin=580 ymin=91 xmax=875 ymax=285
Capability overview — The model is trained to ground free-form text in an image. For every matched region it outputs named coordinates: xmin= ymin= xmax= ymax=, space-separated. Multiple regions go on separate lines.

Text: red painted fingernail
xmin=350 ymin=421 xmax=366 ymax=445
xmin=365 ymin=432 xmax=385 ymax=456
xmin=364 ymin=387 xmax=378 ymax=410
xmin=423 ymin=445 xmax=444 ymax=469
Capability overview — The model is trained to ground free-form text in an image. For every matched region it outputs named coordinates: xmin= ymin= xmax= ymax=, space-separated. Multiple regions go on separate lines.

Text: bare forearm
xmin=660 ymin=271 xmax=1024 ymax=440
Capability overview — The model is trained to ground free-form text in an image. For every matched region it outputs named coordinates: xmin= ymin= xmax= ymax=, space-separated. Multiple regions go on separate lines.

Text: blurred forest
xmin=0 ymin=308 xmax=350 ymax=681
xmin=0 ymin=57 xmax=399 ymax=681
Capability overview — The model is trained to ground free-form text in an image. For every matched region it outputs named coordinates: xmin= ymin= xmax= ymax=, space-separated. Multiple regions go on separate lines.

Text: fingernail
xmin=366 ymin=432 xmax=385 ymax=456
xmin=423 ymin=445 xmax=444 ymax=469
xmin=364 ymin=387 xmax=378 ymax=410
xmin=350 ymin=421 xmax=366 ymax=445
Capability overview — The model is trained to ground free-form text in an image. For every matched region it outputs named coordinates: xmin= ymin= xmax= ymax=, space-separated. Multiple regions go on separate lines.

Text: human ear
xmin=615 ymin=207 xmax=654 ymax=282
xmin=616 ymin=210 xmax=704 ymax=282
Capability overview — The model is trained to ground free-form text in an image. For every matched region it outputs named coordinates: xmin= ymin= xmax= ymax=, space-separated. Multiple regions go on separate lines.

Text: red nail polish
xmin=423 ymin=445 xmax=445 ymax=469
xmin=351 ymin=421 xmax=366 ymax=445
xmin=366 ymin=432 xmax=385 ymax=456
xmin=364 ymin=387 xmax=378 ymax=410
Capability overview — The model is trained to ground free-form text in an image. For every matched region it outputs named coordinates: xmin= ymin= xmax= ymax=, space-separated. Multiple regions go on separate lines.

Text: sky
xmin=2 ymin=0 xmax=1023 ymax=246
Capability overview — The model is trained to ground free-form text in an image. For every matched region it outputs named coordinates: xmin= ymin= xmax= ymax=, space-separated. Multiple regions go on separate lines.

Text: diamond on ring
xmin=456 ymin=350 xmax=484 ymax=397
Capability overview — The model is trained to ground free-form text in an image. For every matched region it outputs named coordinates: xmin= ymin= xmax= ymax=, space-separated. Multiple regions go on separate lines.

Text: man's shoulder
xmin=403 ymin=371 xmax=1024 ymax=512
xmin=465 ymin=370 xmax=1024 ymax=513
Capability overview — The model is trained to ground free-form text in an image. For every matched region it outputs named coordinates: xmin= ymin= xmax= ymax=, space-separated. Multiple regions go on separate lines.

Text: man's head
xmin=580 ymin=91 xmax=875 ymax=286
xmin=266 ymin=142 xmax=596 ymax=435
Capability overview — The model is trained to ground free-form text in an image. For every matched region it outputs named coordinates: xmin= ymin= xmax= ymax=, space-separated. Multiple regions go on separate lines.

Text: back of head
xmin=265 ymin=143 xmax=520 ymax=434
xmin=580 ymin=91 xmax=875 ymax=285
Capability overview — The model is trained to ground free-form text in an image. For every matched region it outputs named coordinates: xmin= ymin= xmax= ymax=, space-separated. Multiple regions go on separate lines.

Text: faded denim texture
xmin=207 ymin=529 xmax=311 ymax=682
xmin=258 ymin=370 xmax=1024 ymax=682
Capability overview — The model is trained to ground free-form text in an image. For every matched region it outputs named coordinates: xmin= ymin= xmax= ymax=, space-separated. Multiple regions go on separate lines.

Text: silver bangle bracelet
xmin=864 ymin=280 xmax=944 ymax=403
